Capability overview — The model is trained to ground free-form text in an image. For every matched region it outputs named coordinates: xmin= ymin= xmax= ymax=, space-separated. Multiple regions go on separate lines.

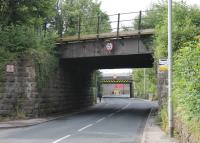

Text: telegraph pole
xmin=168 ymin=0 xmax=174 ymax=137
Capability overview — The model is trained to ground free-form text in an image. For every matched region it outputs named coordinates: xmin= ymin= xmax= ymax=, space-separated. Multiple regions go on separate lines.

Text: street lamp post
xmin=168 ymin=0 xmax=174 ymax=137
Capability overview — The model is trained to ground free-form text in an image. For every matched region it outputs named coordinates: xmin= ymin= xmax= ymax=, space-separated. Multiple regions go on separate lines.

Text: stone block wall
xmin=0 ymin=58 xmax=37 ymax=117
xmin=157 ymin=70 xmax=168 ymax=106
xmin=37 ymin=62 xmax=94 ymax=116
xmin=0 ymin=58 xmax=94 ymax=117
xmin=175 ymin=118 xmax=198 ymax=143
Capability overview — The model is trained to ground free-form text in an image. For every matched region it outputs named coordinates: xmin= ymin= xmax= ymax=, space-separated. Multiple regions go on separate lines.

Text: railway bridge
xmin=0 ymin=11 xmax=154 ymax=117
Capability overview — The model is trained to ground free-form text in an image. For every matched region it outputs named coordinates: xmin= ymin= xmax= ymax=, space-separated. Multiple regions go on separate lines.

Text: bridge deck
xmin=59 ymin=29 xmax=154 ymax=42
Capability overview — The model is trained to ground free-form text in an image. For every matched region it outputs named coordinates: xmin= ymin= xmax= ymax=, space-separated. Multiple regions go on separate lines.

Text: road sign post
xmin=168 ymin=0 xmax=174 ymax=137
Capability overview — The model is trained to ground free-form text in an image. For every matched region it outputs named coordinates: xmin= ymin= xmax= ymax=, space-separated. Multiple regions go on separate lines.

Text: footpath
xmin=0 ymin=117 xmax=57 ymax=129
xmin=141 ymin=108 xmax=179 ymax=143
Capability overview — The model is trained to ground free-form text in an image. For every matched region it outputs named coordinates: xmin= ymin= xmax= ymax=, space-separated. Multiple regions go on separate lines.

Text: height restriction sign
xmin=105 ymin=42 xmax=113 ymax=51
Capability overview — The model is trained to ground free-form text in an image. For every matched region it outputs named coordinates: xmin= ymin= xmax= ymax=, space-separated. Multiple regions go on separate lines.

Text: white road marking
xmin=96 ymin=117 xmax=106 ymax=123
xmin=108 ymin=113 xmax=115 ymax=117
xmin=109 ymin=102 xmax=131 ymax=116
xmin=52 ymin=134 xmax=71 ymax=143
xmin=78 ymin=124 xmax=93 ymax=132
xmin=115 ymin=110 xmax=121 ymax=113
xmin=122 ymin=102 xmax=131 ymax=110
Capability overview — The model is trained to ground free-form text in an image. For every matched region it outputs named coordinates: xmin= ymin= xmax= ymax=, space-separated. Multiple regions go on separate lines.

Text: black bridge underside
xmin=61 ymin=54 xmax=154 ymax=69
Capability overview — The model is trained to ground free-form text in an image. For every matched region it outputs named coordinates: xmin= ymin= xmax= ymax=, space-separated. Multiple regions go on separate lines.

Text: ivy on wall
xmin=0 ymin=25 xmax=58 ymax=92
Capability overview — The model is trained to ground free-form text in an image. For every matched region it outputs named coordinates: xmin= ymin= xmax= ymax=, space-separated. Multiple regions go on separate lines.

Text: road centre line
xmin=52 ymin=134 xmax=71 ymax=143
xmin=52 ymin=102 xmax=131 ymax=143
xmin=122 ymin=102 xmax=131 ymax=109
xmin=78 ymin=124 xmax=93 ymax=132
xmin=95 ymin=117 xmax=106 ymax=123
xmin=108 ymin=113 xmax=115 ymax=117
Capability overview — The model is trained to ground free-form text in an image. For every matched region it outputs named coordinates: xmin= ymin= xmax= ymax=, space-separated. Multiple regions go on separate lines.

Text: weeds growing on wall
xmin=0 ymin=25 xmax=59 ymax=118
xmin=0 ymin=25 xmax=58 ymax=92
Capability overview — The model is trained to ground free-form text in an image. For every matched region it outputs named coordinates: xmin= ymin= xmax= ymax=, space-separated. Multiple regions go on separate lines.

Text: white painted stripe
xmin=122 ymin=102 xmax=131 ymax=110
xmin=52 ymin=134 xmax=71 ymax=143
xmin=108 ymin=113 xmax=115 ymax=117
xmin=116 ymin=110 xmax=121 ymax=113
xmin=96 ymin=117 xmax=106 ymax=123
xmin=78 ymin=124 xmax=93 ymax=132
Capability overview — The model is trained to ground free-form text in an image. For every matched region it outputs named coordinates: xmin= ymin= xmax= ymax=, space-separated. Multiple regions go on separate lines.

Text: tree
xmin=139 ymin=1 xmax=200 ymax=138
xmin=0 ymin=0 xmax=57 ymax=27
xmin=133 ymin=68 xmax=157 ymax=98
xmin=60 ymin=0 xmax=111 ymax=36
xmin=134 ymin=1 xmax=200 ymax=59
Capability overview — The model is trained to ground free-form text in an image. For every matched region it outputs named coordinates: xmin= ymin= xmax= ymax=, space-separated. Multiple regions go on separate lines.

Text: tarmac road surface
xmin=0 ymin=98 xmax=154 ymax=143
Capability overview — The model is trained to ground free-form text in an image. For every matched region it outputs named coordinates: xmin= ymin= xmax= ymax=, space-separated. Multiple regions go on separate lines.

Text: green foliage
xmin=136 ymin=2 xmax=200 ymax=139
xmin=173 ymin=36 xmax=200 ymax=139
xmin=61 ymin=0 xmax=111 ymax=35
xmin=156 ymin=2 xmax=200 ymax=58
xmin=0 ymin=0 xmax=56 ymax=26
xmin=160 ymin=104 xmax=168 ymax=132
xmin=0 ymin=26 xmax=41 ymax=52
xmin=0 ymin=1 xmax=58 ymax=119
xmin=0 ymin=25 xmax=58 ymax=91
xmin=137 ymin=1 xmax=200 ymax=59
xmin=133 ymin=68 xmax=157 ymax=98
xmin=28 ymin=32 xmax=59 ymax=90
xmin=134 ymin=2 xmax=167 ymax=30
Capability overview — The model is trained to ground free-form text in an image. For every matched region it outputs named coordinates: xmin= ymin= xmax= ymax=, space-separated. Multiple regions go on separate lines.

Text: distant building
xmin=101 ymin=73 xmax=132 ymax=96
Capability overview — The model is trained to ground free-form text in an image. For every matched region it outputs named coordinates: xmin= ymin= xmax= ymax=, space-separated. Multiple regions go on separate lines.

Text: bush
xmin=174 ymin=36 xmax=200 ymax=140
xmin=0 ymin=25 xmax=58 ymax=91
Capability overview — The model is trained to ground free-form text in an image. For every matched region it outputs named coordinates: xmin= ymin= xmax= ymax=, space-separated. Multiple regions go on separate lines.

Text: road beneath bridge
xmin=0 ymin=98 xmax=155 ymax=143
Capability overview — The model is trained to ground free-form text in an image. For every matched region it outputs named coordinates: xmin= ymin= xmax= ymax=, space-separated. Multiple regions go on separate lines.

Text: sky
xmin=99 ymin=0 xmax=200 ymax=14
xmin=98 ymin=0 xmax=200 ymax=74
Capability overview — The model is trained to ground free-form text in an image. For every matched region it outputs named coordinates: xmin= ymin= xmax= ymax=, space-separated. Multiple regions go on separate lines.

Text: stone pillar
xmin=157 ymin=70 xmax=168 ymax=107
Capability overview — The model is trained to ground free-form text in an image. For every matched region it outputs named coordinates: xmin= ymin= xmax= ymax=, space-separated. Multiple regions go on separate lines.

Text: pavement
xmin=0 ymin=98 xmax=178 ymax=143
xmin=141 ymin=109 xmax=179 ymax=143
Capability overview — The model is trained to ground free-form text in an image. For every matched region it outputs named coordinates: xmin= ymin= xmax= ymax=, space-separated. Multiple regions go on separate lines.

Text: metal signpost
xmin=168 ymin=0 xmax=174 ymax=137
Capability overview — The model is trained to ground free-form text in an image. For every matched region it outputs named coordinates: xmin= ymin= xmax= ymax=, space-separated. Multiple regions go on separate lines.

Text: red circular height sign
xmin=105 ymin=42 xmax=113 ymax=51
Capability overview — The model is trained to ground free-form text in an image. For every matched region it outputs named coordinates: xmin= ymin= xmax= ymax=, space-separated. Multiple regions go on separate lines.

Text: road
xmin=0 ymin=98 xmax=154 ymax=143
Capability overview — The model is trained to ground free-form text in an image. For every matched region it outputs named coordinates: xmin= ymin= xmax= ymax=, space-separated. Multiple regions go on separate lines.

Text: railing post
xmin=78 ymin=16 xmax=81 ymax=40
xmin=117 ymin=13 xmax=120 ymax=38
xmin=97 ymin=15 xmax=100 ymax=39
xmin=138 ymin=11 xmax=142 ymax=31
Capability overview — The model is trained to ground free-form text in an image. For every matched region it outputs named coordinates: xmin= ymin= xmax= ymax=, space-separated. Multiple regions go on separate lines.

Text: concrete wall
xmin=0 ymin=58 xmax=94 ymax=117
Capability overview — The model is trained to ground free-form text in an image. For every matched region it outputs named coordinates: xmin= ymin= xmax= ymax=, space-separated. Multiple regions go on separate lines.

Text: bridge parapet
xmin=58 ymin=11 xmax=155 ymax=43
